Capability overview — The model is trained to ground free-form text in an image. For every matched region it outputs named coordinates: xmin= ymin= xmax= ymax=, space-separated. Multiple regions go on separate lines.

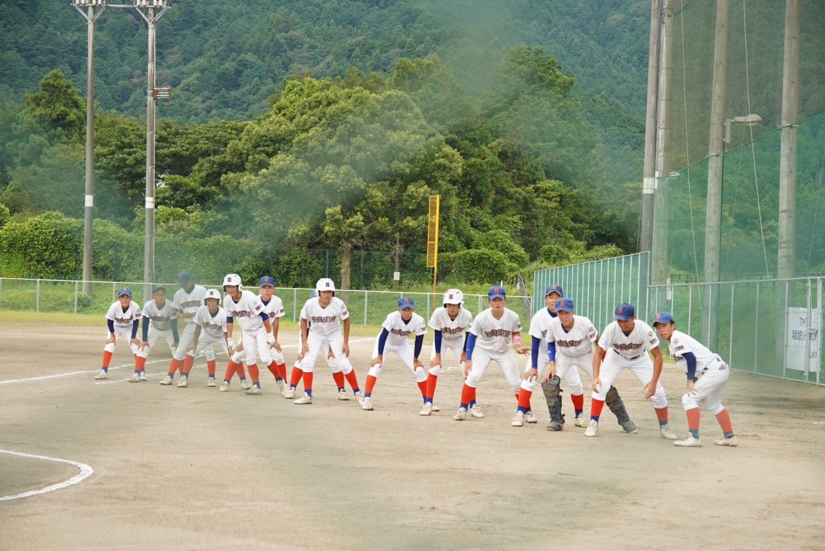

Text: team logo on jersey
xmin=442 ymin=327 xmax=465 ymax=335
xmin=648 ymin=331 xmax=654 ymax=336
xmin=557 ymin=339 xmax=583 ymax=348
xmin=484 ymin=329 xmax=511 ymax=338
xmin=390 ymin=328 xmax=413 ymax=337
xmin=612 ymin=342 xmax=643 ymax=351
xmin=311 ymin=315 xmax=338 ymax=323
xmin=675 ymin=345 xmax=684 ymax=351
xmin=180 ymin=300 xmax=201 ymax=310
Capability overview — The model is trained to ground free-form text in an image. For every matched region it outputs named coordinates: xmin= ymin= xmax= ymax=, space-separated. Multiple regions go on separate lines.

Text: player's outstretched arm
xmin=592 ymin=345 xmax=605 ymax=392
xmin=342 ymin=317 xmax=351 ymax=357
xmin=188 ymin=325 xmax=201 ymax=353
xmin=644 ymin=347 xmax=664 ymax=399
xmin=271 ymin=318 xmax=281 ymax=351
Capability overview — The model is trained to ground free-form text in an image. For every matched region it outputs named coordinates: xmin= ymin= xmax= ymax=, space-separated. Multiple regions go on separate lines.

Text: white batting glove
xmin=266 ymin=335 xmax=276 ymax=346
xmin=227 ymin=340 xmax=237 ymax=353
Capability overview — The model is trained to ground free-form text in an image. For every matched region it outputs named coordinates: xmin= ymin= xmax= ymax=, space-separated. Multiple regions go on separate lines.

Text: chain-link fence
xmin=0 ymin=277 xmax=533 ymax=331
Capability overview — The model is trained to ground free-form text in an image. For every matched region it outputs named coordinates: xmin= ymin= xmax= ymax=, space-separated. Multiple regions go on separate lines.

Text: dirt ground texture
xmin=1 ymin=321 xmax=825 ymax=550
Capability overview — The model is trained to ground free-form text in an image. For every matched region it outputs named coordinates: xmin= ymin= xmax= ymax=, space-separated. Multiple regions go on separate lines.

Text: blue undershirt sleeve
xmin=107 ymin=319 xmax=115 ymax=334
xmin=414 ymin=334 xmax=424 ymax=359
xmin=684 ymin=352 xmax=698 ymax=380
xmin=531 ymin=337 xmax=541 ymax=368
xmin=463 ymin=332 xmax=469 ymax=351
xmin=227 ymin=316 xmax=233 ymax=324
xmin=259 ymin=312 xmax=269 ymax=321
xmin=377 ymin=328 xmax=389 ymax=355
xmin=548 ymin=341 xmax=557 ymax=362
xmin=171 ymin=318 xmax=179 ymax=341
xmin=465 ymin=333 xmax=477 ymax=360
xmin=434 ymin=330 xmax=443 ymax=353
xmin=131 ymin=319 xmax=139 ymax=339
xmin=142 ymin=316 xmax=150 ymax=341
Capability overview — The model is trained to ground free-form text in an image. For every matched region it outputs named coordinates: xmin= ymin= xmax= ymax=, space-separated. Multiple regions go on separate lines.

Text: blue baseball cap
xmin=152 ymin=284 xmax=166 ymax=294
xmin=614 ymin=303 xmax=635 ymax=321
xmin=653 ymin=312 xmax=675 ymax=326
xmin=488 ymin=285 xmax=506 ymax=300
xmin=556 ymin=298 xmax=575 ymax=312
xmin=176 ymin=271 xmax=192 ymax=284
xmin=259 ymin=276 xmax=276 ymax=287
xmin=117 ymin=287 xmax=132 ymax=297
xmin=398 ymin=297 xmax=415 ymax=309
xmin=545 ymin=284 xmax=564 ymax=297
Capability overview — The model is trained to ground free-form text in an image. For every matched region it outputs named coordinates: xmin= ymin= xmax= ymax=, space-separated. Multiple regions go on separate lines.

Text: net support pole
xmin=651 ymin=0 xmax=674 ymax=310
xmin=703 ymin=0 xmax=730 ymax=352
xmin=778 ymin=0 xmax=800 ymax=281
xmin=640 ymin=0 xmax=662 ymax=253
xmin=143 ymin=8 xmax=157 ymax=304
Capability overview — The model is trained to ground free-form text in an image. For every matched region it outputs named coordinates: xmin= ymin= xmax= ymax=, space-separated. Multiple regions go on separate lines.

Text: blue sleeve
xmin=548 ymin=341 xmax=556 ymax=362
xmin=377 ymin=328 xmax=389 ymax=355
xmin=107 ymin=319 xmax=115 ymax=334
xmin=142 ymin=316 xmax=150 ymax=341
xmin=414 ymin=334 xmax=424 ymax=359
xmin=131 ymin=319 xmax=139 ymax=339
xmin=463 ymin=332 xmax=469 ymax=351
xmin=171 ymin=318 xmax=179 ymax=341
xmin=259 ymin=312 xmax=269 ymax=321
xmin=684 ymin=352 xmax=698 ymax=380
xmin=531 ymin=337 xmax=541 ymax=368
xmin=434 ymin=330 xmax=443 ymax=353
xmin=465 ymin=333 xmax=477 ymax=360
xmin=227 ymin=316 xmax=233 ymax=324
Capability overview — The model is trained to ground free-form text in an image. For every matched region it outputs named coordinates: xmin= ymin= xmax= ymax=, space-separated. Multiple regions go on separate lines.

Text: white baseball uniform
xmin=296 ymin=303 xmax=338 ymax=371
xmin=172 ymin=284 xmax=207 ymax=361
xmin=136 ymin=299 xmax=178 ymax=360
xmin=223 ymin=290 xmax=271 ymax=367
xmin=104 ymin=301 xmax=143 ymax=355
xmin=428 ymin=307 xmax=473 ymax=375
xmin=300 ymin=297 xmax=354 ymax=375
xmin=529 ymin=308 xmax=587 ymax=394
xmin=190 ymin=305 xmax=230 ymax=358
xmin=544 ymin=315 xmax=600 ymax=395
xmin=368 ymin=311 xmax=428 ymax=381
xmin=594 ymin=320 xmax=667 ymax=408
xmin=668 ymin=330 xmax=730 ymax=414
xmin=466 ymin=308 xmax=523 ymax=393
xmin=259 ymin=294 xmax=286 ymax=364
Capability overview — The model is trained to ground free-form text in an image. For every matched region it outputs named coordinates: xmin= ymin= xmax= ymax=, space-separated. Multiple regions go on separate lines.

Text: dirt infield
xmin=2 ymin=321 xmax=825 ymax=550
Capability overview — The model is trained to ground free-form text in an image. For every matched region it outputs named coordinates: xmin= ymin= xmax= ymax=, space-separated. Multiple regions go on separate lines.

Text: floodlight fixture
xmin=134 ymin=0 xmax=169 ymax=7
xmin=724 ymin=114 xmax=762 ymax=144
xmin=73 ymin=0 xmax=107 ymax=6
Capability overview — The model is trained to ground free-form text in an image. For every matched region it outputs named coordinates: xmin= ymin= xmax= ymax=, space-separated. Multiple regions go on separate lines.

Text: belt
xmin=614 ymin=349 xmax=644 ymax=361
xmin=700 ymin=356 xmax=725 ymax=374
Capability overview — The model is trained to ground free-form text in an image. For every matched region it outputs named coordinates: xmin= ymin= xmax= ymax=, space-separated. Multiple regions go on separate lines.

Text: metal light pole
xmin=73 ymin=0 xmax=108 ymax=296
xmin=134 ymin=0 xmax=171 ymax=303
xmin=640 ymin=0 xmax=663 ymax=253
xmin=778 ymin=0 xmax=800 ymax=281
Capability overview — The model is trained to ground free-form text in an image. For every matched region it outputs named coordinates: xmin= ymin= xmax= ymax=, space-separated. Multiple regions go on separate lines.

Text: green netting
xmin=665 ymin=112 xmax=825 ymax=281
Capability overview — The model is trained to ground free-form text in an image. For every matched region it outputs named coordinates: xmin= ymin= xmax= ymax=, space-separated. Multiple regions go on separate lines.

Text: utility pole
xmin=651 ymin=0 xmax=674 ymax=309
xmin=778 ymin=0 xmax=800 ymax=281
xmin=640 ymin=0 xmax=662 ymax=253
xmin=702 ymin=0 xmax=730 ymax=351
xmin=74 ymin=1 xmax=107 ymax=296
xmin=394 ymin=233 xmax=400 ymax=290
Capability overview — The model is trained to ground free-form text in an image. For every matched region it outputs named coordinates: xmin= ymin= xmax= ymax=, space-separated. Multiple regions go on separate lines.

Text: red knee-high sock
xmin=425 ymin=373 xmax=438 ymax=401
xmin=590 ymin=398 xmax=605 ymax=420
xmin=303 ymin=371 xmax=314 ymax=393
xmin=460 ymin=384 xmax=474 ymax=408
xmin=417 ymin=380 xmax=427 ymax=397
xmin=517 ymin=389 xmax=533 ymax=413
xmin=289 ymin=366 xmax=303 ymax=387
xmin=344 ymin=370 xmax=360 ymax=391
xmin=134 ymin=356 xmax=146 ymax=372
xmin=168 ymin=358 xmax=181 ymax=376
xmin=715 ymin=409 xmax=733 ymax=433
xmin=102 ymin=350 xmax=113 ymax=368
xmin=332 ymin=371 xmax=345 ymax=390
xmin=277 ymin=362 xmax=287 ymax=381
xmin=365 ymin=374 xmax=378 ymax=395
xmin=686 ymin=408 xmax=700 ymax=431
xmin=571 ymin=393 xmax=584 ymax=411
xmin=207 ymin=360 xmax=216 ymax=378
xmin=182 ymin=355 xmax=195 ymax=375
xmin=235 ymin=363 xmax=246 ymax=379
xmin=224 ymin=361 xmax=238 ymax=381
xmin=655 ymin=407 xmax=669 ymax=423
xmin=267 ymin=361 xmax=280 ymax=380
xmin=247 ymin=364 xmax=260 ymax=384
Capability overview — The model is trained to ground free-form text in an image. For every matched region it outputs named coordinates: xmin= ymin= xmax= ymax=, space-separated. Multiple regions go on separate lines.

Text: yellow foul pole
xmin=426 ymin=195 xmax=440 ymax=297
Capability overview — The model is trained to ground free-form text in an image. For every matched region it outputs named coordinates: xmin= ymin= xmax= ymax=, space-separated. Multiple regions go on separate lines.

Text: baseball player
xmin=181 ymin=289 xmax=233 ymax=388
xmin=529 ymin=294 xmax=637 ymax=433
xmin=160 ymin=271 xmax=207 ymax=386
xmin=421 ymin=289 xmax=473 ymax=416
xmin=95 ymin=287 xmax=142 ymax=380
xmin=258 ymin=276 xmax=288 ymax=392
xmin=454 ymin=286 xmax=528 ymax=422
xmin=586 ymin=303 xmax=677 ymax=439
xmin=130 ymin=285 xmax=179 ymax=383
xmin=221 ymin=273 xmax=275 ymax=395
xmin=286 ymin=278 xmax=361 ymax=404
xmin=653 ymin=312 xmax=737 ymax=447
xmin=361 ymin=297 xmax=428 ymax=412
xmin=524 ymin=284 xmax=565 ymax=427
xmin=288 ymin=290 xmax=356 ymax=400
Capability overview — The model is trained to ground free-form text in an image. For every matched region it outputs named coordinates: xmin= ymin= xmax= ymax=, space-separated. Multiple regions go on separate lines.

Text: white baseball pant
xmin=234 ymin=326 xmax=272 ymax=367
xmin=529 ymin=351 xmax=587 ymax=395
xmin=368 ymin=334 xmax=426 ymax=383
xmin=428 ymin=339 xmax=465 ymax=378
xmin=593 ymin=351 xmax=667 ymax=409
xmin=303 ymin=332 xmax=353 ymax=374
xmin=466 ymin=347 xmax=521 ymax=393
xmin=173 ymin=322 xmax=200 ymax=361
xmin=188 ymin=332 xmax=229 ymax=360
xmin=296 ymin=333 xmax=337 ymax=371
xmin=104 ymin=328 xmax=139 ymax=356
xmin=682 ymin=359 xmax=730 ymax=415
xmin=136 ymin=327 xmax=176 ymax=360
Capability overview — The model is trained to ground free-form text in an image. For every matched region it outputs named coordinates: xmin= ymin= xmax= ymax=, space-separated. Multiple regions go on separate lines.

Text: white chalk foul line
xmin=0 ymin=449 xmax=93 ymax=502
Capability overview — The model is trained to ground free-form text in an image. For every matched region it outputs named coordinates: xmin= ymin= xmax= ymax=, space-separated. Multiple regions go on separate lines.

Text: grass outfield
xmin=0 ymin=310 xmax=382 ymax=336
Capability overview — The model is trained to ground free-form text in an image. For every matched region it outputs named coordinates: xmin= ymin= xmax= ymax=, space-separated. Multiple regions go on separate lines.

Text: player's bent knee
xmin=428 ymin=365 xmax=441 ymax=377
xmin=414 ymin=367 xmax=427 ymax=383
xmin=708 ymin=403 xmax=725 ymax=415
xmin=681 ymin=393 xmax=698 ymax=409
xmin=367 ymin=365 xmax=381 ymax=378
xmin=465 ymin=375 xmax=480 ymax=388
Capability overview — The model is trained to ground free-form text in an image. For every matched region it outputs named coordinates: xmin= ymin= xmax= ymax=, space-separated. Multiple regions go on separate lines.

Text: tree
xmin=21 ymin=70 xmax=85 ymax=143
